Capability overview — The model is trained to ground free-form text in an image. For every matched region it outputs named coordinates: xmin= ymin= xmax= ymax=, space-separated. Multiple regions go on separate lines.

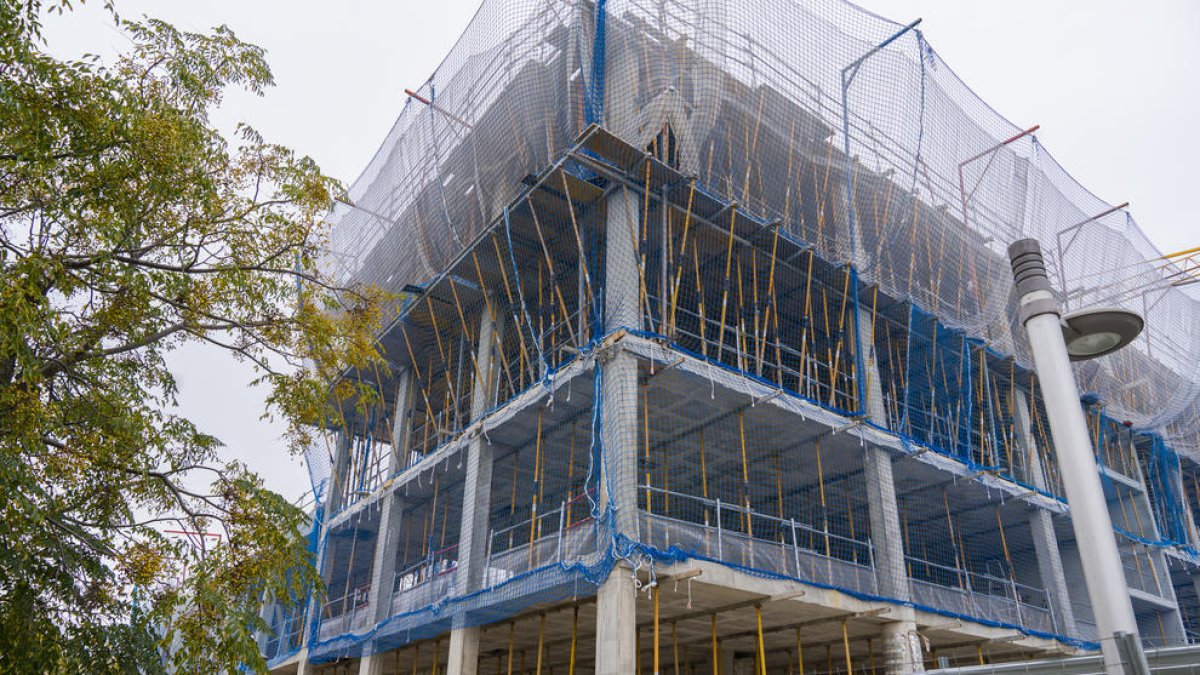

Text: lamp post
xmin=1008 ymin=238 xmax=1148 ymax=675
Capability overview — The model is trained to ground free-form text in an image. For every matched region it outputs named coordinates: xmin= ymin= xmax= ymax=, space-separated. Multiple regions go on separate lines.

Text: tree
xmin=0 ymin=2 xmax=386 ymax=671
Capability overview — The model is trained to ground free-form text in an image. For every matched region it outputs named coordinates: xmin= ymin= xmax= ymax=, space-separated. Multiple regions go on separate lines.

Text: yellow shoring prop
xmin=569 ymin=605 xmax=579 ymax=675
xmin=339 ymin=508 xmax=362 ymax=616
xmin=638 ymin=160 xmax=654 ymax=330
xmin=847 ymin=495 xmax=859 ymax=564
xmin=815 ymin=141 xmax=834 ymax=246
xmin=507 ymin=622 xmax=516 ymax=675
xmin=654 ymin=586 xmax=661 ymax=675
xmin=905 ymin=196 xmax=921 ymax=299
xmin=798 ymin=250 xmax=816 ymax=397
xmin=755 ymin=604 xmax=767 ymax=675
xmin=436 ymin=473 xmax=446 ymax=552
xmin=530 ymin=408 xmax=544 ymax=568
xmin=559 ymin=172 xmax=594 ymax=309
xmin=669 ymin=180 xmax=698 ymax=336
xmin=872 ymin=176 xmax=896 ymax=267
xmin=825 ymin=644 xmax=833 ymax=675
xmin=796 ymin=629 xmax=805 ymax=675
xmin=841 ymin=619 xmax=853 ymax=675
xmin=425 ymin=295 xmax=460 ymax=412
xmin=782 ymin=115 xmax=798 ymax=224
xmin=943 ymin=489 xmax=966 ymax=590
xmin=816 ymin=439 xmax=831 ymax=559
xmin=765 ymin=224 xmax=782 ymax=386
xmin=673 ymin=621 xmax=680 ymax=675
xmin=509 ymin=450 xmax=519 ymax=548
xmin=693 ymin=246 xmax=708 ymax=356
xmin=996 ymin=507 xmax=1017 ymax=591
xmin=536 ymin=613 xmax=546 ymax=675
xmin=711 ymin=614 xmax=719 ymax=675
xmin=401 ymin=328 xmax=438 ymax=452
xmin=491 ymin=235 xmax=534 ymax=389
xmin=737 ymin=258 xmax=748 ymax=372
xmin=412 ymin=642 xmax=421 ymax=675
xmin=638 ymin=627 xmax=643 ymax=675
xmin=742 ymin=88 xmax=765 ymax=198
xmin=976 ymin=347 xmax=986 ymax=465
xmin=538 ymin=263 xmax=546 ymax=360
xmin=976 ymin=644 xmax=985 ymax=666
xmin=566 ymin=421 xmax=577 ymax=527
xmin=644 ymin=383 xmax=653 ymax=517
xmin=738 ymin=411 xmax=754 ymax=541
xmin=440 ymin=493 xmax=450 ymax=550
xmin=901 ymin=513 xmax=913 ymax=577
xmin=446 ymin=261 xmax=483 ymax=387
xmin=863 ymin=285 xmax=880 ymax=415
xmin=715 ymin=206 xmax=739 ymax=364
xmin=752 ymin=252 xmax=763 ymax=376
xmin=527 ymin=198 xmax=579 ymax=347
xmin=775 ymin=451 xmax=785 ymax=543
xmin=827 ymin=266 xmax=853 ymax=408
xmin=432 ymin=637 xmax=441 ymax=675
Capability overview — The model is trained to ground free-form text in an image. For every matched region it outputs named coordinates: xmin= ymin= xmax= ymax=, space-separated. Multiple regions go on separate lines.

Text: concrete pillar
xmin=1014 ymin=394 xmax=1077 ymax=636
xmin=856 ymin=299 xmax=923 ymax=674
xmin=446 ymin=303 xmax=503 ymax=675
xmin=595 ymin=187 xmax=641 ymax=675
xmin=358 ymin=371 xmax=414 ymax=675
xmin=1121 ymin=439 xmax=1187 ymax=644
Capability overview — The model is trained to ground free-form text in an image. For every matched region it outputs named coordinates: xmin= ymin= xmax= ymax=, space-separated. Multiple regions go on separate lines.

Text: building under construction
xmin=257 ymin=0 xmax=1200 ymax=673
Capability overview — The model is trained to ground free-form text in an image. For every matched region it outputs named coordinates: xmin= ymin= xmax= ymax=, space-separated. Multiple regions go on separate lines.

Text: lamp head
xmin=1060 ymin=307 xmax=1144 ymax=361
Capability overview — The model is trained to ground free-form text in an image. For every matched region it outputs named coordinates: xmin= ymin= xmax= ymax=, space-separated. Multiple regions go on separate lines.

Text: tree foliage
xmin=0 ymin=1 xmax=386 ymax=671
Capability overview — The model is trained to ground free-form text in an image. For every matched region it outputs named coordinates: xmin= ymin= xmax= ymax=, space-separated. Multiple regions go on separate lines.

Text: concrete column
xmin=358 ymin=371 xmax=414 ymax=675
xmin=595 ymin=187 xmax=641 ymax=675
xmin=328 ymin=429 xmax=352 ymax=514
xmin=1014 ymin=394 xmax=1077 ymax=636
xmin=1121 ymin=439 xmax=1187 ymax=644
xmin=856 ymin=299 xmax=923 ymax=674
xmin=446 ymin=304 xmax=503 ymax=675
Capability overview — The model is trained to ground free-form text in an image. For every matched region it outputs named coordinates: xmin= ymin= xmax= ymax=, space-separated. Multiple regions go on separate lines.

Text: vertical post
xmin=595 ymin=186 xmax=641 ymax=675
xmin=790 ymin=519 xmax=801 ymax=578
xmin=716 ymin=499 xmax=724 ymax=559
xmin=446 ymin=303 xmax=503 ymax=675
xmin=1008 ymin=239 xmax=1145 ymax=675
xmin=358 ymin=371 xmax=414 ymax=675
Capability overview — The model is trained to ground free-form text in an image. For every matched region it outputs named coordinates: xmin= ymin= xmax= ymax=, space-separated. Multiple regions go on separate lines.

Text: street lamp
xmin=1060 ymin=307 xmax=1144 ymax=361
xmin=1008 ymin=238 xmax=1149 ymax=675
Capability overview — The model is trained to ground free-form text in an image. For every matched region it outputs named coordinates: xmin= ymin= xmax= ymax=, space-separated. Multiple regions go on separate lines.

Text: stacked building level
xmin=256 ymin=0 xmax=1200 ymax=673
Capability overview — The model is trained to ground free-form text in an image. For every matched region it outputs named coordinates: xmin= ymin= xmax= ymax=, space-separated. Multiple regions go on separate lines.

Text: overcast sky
xmin=43 ymin=1 xmax=1200 ymax=503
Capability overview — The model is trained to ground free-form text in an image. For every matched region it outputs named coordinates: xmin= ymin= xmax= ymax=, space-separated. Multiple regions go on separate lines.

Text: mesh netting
xmin=275 ymin=0 xmax=1200 ymax=667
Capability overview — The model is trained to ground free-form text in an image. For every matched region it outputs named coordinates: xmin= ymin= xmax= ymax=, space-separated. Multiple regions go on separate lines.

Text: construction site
xmin=255 ymin=0 xmax=1200 ymax=673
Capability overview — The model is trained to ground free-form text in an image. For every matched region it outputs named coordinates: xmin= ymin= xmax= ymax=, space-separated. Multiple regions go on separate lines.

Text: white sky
xmin=43 ymin=0 xmax=1200 ymax=502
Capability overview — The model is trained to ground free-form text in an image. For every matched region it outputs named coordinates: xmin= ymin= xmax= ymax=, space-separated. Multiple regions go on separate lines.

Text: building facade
xmin=258 ymin=0 xmax=1200 ymax=672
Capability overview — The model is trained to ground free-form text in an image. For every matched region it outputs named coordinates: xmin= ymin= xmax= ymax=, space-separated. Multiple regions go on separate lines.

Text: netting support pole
xmin=447 ymin=302 xmax=504 ymax=675
xmin=839 ymin=18 xmax=921 ymax=270
xmin=1013 ymin=394 xmax=1076 ymax=634
xmin=596 ymin=186 xmax=641 ymax=675
xmin=358 ymin=369 xmax=413 ymax=675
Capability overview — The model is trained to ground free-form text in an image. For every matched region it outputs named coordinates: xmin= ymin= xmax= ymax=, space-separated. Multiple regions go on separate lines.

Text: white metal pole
xmin=1008 ymin=239 xmax=1143 ymax=675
